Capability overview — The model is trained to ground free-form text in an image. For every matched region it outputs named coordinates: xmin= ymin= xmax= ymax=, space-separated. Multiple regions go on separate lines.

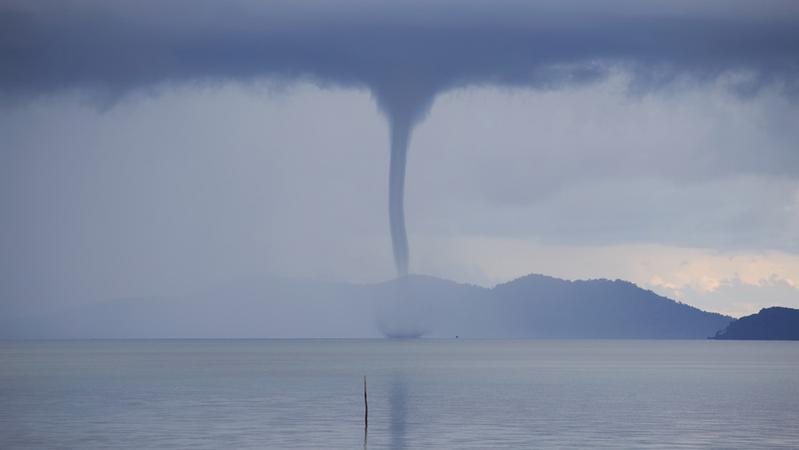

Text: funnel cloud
xmin=2 ymin=0 xmax=798 ymax=276
xmin=389 ymin=119 xmax=411 ymax=276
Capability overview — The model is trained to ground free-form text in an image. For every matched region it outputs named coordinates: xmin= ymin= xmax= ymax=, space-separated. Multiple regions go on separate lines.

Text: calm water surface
xmin=1 ymin=340 xmax=798 ymax=449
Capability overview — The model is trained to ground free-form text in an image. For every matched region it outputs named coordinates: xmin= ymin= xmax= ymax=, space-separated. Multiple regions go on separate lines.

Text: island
xmin=712 ymin=307 xmax=799 ymax=340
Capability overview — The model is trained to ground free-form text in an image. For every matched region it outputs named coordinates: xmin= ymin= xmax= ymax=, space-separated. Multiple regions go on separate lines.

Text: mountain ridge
xmin=1 ymin=273 xmax=734 ymax=339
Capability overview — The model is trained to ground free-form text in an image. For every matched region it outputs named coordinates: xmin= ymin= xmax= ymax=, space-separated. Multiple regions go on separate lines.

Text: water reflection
xmin=388 ymin=375 xmax=409 ymax=450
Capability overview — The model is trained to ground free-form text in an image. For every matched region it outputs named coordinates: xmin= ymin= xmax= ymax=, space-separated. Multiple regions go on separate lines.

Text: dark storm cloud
xmin=3 ymin=0 xmax=798 ymax=275
xmin=3 ymin=0 xmax=798 ymax=101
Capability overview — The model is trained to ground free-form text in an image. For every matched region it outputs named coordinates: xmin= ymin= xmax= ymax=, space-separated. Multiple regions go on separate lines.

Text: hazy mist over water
xmin=2 ymin=0 xmax=799 ymax=319
xmin=2 ymin=340 xmax=798 ymax=450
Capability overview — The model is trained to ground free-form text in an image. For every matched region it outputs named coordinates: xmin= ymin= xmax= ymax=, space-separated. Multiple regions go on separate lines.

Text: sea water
xmin=1 ymin=339 xmax=798 ymax=449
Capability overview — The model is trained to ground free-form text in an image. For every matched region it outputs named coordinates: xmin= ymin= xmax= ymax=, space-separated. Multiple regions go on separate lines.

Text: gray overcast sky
xmin=1 ymin=0 xmax=798 ymax=318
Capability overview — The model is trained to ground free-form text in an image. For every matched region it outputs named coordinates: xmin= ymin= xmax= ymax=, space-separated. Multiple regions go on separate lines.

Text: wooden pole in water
xmin=363 ymin=375 xmax=368 ymax=429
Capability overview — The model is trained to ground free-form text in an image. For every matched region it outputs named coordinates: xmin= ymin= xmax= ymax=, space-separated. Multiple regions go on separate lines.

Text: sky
xmin=1 ymin=0 xmax=798 ymax=318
